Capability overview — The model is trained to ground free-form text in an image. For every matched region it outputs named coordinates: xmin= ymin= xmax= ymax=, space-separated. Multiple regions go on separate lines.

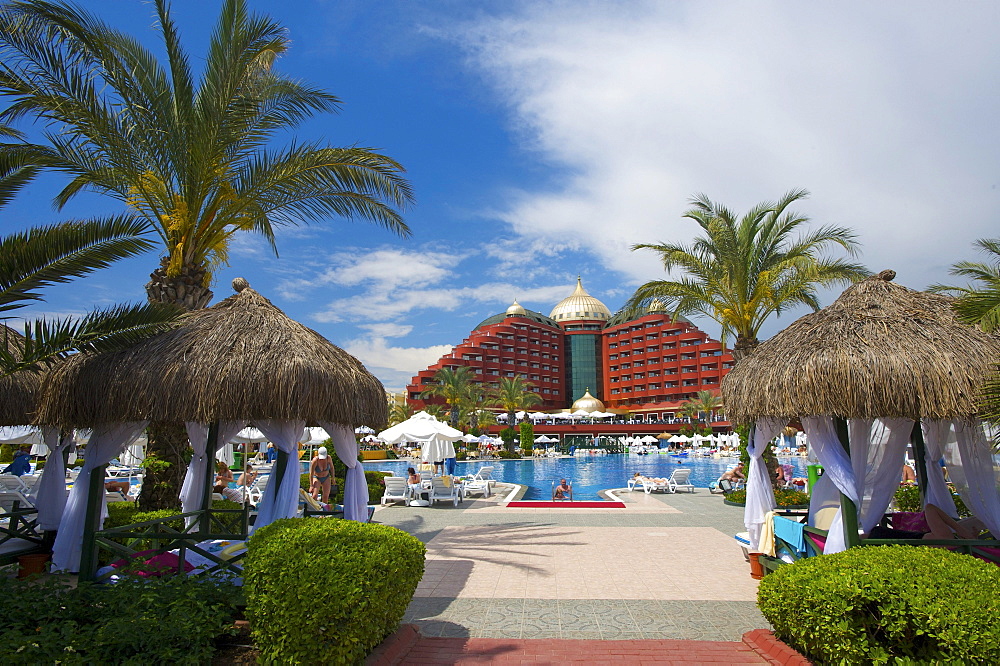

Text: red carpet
xmin=506 ymin=500 xmax=626 ymax=508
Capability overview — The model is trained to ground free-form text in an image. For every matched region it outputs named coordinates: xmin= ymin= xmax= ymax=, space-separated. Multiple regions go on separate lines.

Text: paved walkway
xmin=373 ymin=485 xmax=770 ymax=642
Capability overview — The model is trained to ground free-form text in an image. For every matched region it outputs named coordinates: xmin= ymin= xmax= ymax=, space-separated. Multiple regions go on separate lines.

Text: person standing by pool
xmin=310 ymin=446 xmax=334 ymax=504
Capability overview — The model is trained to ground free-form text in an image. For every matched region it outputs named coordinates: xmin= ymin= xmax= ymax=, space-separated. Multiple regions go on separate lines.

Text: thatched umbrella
xmin=37 ymin=278 xmax=387 ymax=574
xmin=36 ymin=278 xmax=386 ymax=427
xmin=723 ymin=270 xmax=1000 ymax=424
xmin=0 ymin=325 xmax=41 ymax=425
xmin=722 ymin=270 xmax=1000 ymax=554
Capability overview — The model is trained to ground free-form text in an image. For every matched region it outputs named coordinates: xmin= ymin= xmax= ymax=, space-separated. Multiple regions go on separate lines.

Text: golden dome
xmin=506 ymin=299 xmax=527 ymax=316
xmin=571 ymin=388 xmax=605 ymax=413
xmin=647 ymin=298 xmax=668 ymax=313
xmin=549 ymin=277 xmax=611 ymax=322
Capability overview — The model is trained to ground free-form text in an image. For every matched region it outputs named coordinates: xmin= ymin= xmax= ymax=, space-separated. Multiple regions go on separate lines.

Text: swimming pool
xmin=364 ymin=455 xmax=811 ymax=500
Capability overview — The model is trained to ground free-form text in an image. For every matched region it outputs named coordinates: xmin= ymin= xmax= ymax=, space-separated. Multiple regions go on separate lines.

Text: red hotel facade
xmin=406 ymin=279 xmax=734 ymax=427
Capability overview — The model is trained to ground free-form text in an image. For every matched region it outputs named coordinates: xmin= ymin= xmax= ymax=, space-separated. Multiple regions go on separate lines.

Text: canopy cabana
xmin=377 ymin=411 xmax=462 ymax=463
xmin=36 ymin=278 xmax=387 ymax=573
xmin=722 ymin=270 xmax=1000 ymax=553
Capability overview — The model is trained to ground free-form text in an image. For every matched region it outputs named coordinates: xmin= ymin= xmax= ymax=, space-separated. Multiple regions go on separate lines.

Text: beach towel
xmin=773 ymin=515 xmax=806 ymax=555
xmin=758 ymin=511 xmax=776 ymax=556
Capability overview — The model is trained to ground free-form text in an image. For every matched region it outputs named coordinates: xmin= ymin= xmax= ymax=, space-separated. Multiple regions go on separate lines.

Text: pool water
xmin=365 ymin=455 xmax=811 ymax=501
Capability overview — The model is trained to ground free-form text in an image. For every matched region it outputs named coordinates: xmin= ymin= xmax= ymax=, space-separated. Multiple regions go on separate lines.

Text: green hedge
xmin=104 ymin=501 xmax=244 ymax=554
xmin=758 ymin=545 xmax=1000 ymax=664
xmin=0 ymin=443 xmax=12 ymax=464
xmin=0 ymin=573 xmax=239 ymax=664
xmin=245 ymin=518 xmax=425 ymax=664
xmin=724 ymin=488 xmax=809 ymax=507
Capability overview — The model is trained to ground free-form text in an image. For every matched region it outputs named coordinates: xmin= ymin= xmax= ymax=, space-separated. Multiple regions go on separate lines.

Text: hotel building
xmin=405 ymin=278 xmax=734 ymax=423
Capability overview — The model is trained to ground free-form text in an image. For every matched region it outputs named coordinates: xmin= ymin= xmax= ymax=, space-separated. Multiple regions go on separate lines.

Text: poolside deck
xmin=373 ymin=487 xmax=769 ymax=643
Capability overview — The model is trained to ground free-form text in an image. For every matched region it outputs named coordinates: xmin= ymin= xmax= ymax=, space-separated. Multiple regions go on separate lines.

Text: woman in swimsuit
xmin=215 ymin=460 xmax=234 ymax=486
xmin=310 ymin=446 xmax=334 ymax=504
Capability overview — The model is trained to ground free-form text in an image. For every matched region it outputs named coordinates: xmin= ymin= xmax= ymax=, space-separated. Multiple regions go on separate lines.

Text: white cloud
xmin=340 ymin=336 xmax=453 ymax=392
xmin=450 ymin=0 xmax=1000 ymax=309
xmin=314 ymin=282 xmax=570 ymax=323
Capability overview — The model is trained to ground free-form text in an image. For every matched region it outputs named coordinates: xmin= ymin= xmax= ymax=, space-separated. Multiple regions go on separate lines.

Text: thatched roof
xmin=0 ymin=325 xmax=41 ymax=425
xmin=35 ymin=279 xmax=388 ymax=428
xmin=722 ymin=270 xmax=1000 ymax=423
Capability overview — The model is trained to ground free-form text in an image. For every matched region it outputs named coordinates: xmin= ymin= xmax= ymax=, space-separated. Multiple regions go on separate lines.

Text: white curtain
xmin=745 ymin=417 xmax=785 ymax=549
xmin=52 ymin=421 xmax=148 ymax=572
xmin=322 ymin=422 xmax=366 ymax=522
xmin=943 ymin=419 xmax=1000 ymax=537
xmin=180 ymin=421 xmax=246 ymax=515
xmin=922 ymin=420 xmax=959 ymax=518
xmin=801 ymin=416 xmax=858 ymax=554
xmin=858 ymin=418 xmax=913 ymax=533
xmin=31 ymin=427 xmax=69 ymax=531
xmin=251 ymin=420 xmax=305 ymax=532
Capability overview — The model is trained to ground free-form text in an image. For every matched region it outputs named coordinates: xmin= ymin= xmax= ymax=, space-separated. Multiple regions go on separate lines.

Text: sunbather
xmin=215 ymin=461 xmax=234 ymax=486
xmin=868 ymin=503 xmax=988 ymax=541
xmin=237 ymin=464 xmax=257 ymax=487
xmin=105 ymin=480 xmax=130 ymax=494
xmin=632 ymin=472 xmax=668 ymax=484
xmin=721 ymin=463 xmax=745 ymax=484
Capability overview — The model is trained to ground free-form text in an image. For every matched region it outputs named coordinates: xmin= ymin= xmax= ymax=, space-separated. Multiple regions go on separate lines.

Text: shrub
xmin=34 ymin=459 xmax=45 ymax=471
xmin=495 ymin=449 xmax=520 ymax=459
xmin=723 ymin=488 xmax=809 ymax=506
xmin=758 ymin=545 xmax=1000 ymax=664
xmin=0 ymin=573 xmax=239 ymax=664
xmin=245 ymin=518 xmax=425 ymax=664
xmin=0 ymin=443 xmax=12 ymax=463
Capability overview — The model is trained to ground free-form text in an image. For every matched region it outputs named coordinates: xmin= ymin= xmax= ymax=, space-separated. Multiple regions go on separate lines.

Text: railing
xmin=0 ymin=501 xmax=45 ymax=564
xmin=85 ymin=507 xmax=250 ymax=583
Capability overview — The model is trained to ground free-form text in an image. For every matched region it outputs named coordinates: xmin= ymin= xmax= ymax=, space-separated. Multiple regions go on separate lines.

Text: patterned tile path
xmin=372 ymin=482 xmax=771 ymax=642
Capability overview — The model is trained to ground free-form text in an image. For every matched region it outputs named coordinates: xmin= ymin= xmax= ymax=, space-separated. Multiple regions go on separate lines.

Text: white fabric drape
xmin=251 ymin=420 xmax=305 ymax=532
xmin=801 ymin=416 xmax=858 ymax=554
xmin=745 ymin=417 xmax=785 ymax=549
xmin=322 ymin=422 xmax=366 ymax=522
xmin=922 ymin=421 xmax=959 ymax=518
xmin=943 ymin=420 xmax=1000 ymax=537
xmin=180 ymin=421 xmax=246 ymax=515
xmin=858 ymin=418 xmax=913 ymax=533
xmin=52 ymin=421 xmax=148 ymax=572
xmin=31 ymin=427 xmax=69 ymax=531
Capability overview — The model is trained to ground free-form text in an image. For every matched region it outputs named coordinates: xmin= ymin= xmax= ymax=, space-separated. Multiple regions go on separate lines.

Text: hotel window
xmin=609 ymin=365 xmax=619 ymax=372
xmin=621 ymin=363 xmax=631 ymax=369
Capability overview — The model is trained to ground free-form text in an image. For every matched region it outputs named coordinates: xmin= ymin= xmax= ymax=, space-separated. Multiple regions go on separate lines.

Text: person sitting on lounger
xmin=215 ymin=460 xmax=234 ymax=486
xmin=105 ymin=480 xmax=130 ymax=494
xmin=554 ymin=478 xmax=572 ymax=500
xmin=238 ymin=464 xmax=257 ymax=487
xmin=2 ymin=445 xmax=31 ymax=476
xmin=721 ymin=463 xmax=745 ymax=484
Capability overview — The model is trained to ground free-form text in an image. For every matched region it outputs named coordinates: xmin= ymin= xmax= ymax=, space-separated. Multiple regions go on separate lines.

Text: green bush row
xmin=0 ymin=574 xmax=240 ymax=664
xmin=724 ymin=488 xmax=809 ymax=506
xmin=758 ymin=545 xmax=1000 ymax=664
xmin=245 ymin=518 xmax=425 ymax=664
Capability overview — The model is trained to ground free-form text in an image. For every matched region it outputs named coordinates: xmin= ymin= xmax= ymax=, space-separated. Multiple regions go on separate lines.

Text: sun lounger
xmin=0 ymin=474 xmax=28 ymax=493
xmin=461 ymin=475 xmax=491 ymax=498
xmin=381 ymin=477 xmax=411 ymax=506
xmin=667 ymin=468 xmax=695 ymax=493
xmin=429 ymin=476 xmax=461 ymax=506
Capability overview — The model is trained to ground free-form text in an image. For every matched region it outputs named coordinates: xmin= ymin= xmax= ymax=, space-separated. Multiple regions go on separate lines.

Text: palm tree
xmin=930 ymin=238 xmax=1000 ymax=434
xmin=489 ymin=375 xmax=542 ymax=452
xmin=0 ymin=127 xmax=178 ymax=374
xmin=0 ymin=0 xmax=413 ymax=508
xmin=421 ymin=366 xmax=475 ymax=429
xmin=681 ymin=390 xmax=723 ymax=426
xmin=388 ymin=401 xmax=414 ymax=427
xmin=625 ymin=189 xmax=868 ymax=361
xmin=930 ymin=238 xmax=1000 ymax=332
xmin=458 ymin=383 xmax=486 ymax=432
xmin=0 ymin=217 xmax=180 ymax=375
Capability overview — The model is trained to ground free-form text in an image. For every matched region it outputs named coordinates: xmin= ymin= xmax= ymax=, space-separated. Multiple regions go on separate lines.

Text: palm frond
xmin=0 ymin=216 xmax=154 ymax=313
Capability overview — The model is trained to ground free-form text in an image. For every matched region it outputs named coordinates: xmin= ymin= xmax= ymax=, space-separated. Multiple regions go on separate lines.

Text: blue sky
xmin=6 ymin=0 xmax=1000 ymax=392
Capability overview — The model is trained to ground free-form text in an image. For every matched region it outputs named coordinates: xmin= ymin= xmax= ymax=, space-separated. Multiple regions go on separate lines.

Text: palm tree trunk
xmin=731 ymin=336 xmax=760 ymax=363
xmin=139 ymin=258 xmax=212 ymax=509
xmin=144 ymin=259 xmax=213 ymax=310
xmin=138 ymin=421 xmax=189 ymax=511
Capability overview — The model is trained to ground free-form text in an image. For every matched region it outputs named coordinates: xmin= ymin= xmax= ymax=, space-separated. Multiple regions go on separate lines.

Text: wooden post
xmin=834 ymin=417 xmax=861 ymax=548
xmin=78 ymin=463 xmax=108 ymax=581
xmin=911 ymin=420 xmax=929 ymax=507
xmin=200 ymin=421 xmax=220 ymax=535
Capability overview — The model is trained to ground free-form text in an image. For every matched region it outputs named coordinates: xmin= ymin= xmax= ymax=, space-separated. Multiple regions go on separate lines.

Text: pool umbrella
xmin=656 ymin=432 xmax=671 ymax=440
xmin=640 ymin=435 xmax=658 ymax=444
xmin=37 ymin=278 xmax=387 ymax=572
xmin=722 ymin=270 xmax=1000 ymax=553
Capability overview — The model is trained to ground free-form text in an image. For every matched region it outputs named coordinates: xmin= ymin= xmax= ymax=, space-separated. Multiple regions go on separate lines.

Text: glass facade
xmin=566 ymin=334 xmax=601 ymax=402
